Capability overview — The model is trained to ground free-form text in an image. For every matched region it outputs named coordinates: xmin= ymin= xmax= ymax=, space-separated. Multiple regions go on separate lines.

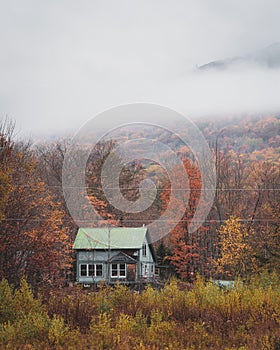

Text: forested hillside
xmin=0 ymin=114 xmax=279 ymax=349
xmin=0 ymin=114 xmax=279 ymax=288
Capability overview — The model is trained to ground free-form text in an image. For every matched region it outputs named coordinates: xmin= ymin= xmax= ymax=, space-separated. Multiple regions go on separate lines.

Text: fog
xmin=0 ymin=0 xmax=280 ymax=137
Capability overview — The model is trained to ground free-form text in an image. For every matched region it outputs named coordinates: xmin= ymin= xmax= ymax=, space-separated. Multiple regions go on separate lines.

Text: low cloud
xmin=169 ymin=63 xmax=280 ymax=119
xmin=0 ymin=0 xmax=280 ymax=136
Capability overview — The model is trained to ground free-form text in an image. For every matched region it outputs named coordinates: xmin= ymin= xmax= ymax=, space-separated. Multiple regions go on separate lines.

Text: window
xmin=142 ymin=243 xmax=147 ymax=256
xmin=119 ymin=263 xmax=126 ymax=277
xmin=111 ymin=264 xmax=118 ymax=277
xmin=96 ymin=264 xmax=103 ymax=276
xmin=80 ymin=264 xmax=87 ymax=276
xmin=80 ymin=264 xmax=103 ymax=277
xmin=143 ymin=264 xmax=148 ymax=277
xmin=88 ymin=264 xmax=94 ymax=276
xmin=111 ymin=263 xmax=126 ymax=278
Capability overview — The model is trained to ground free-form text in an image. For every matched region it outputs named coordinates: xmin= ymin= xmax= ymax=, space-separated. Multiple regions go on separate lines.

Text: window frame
xmin=142 ymin=243 xmax=147 ymax=257
xmin=79 ymin=263 xmax=103 ymax=277
xmin=110 ymin=263 xmax=126 ymax=278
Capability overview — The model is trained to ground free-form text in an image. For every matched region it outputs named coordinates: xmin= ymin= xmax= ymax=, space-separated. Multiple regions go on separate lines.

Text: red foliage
xmin=161 ymin=158 xmax=205 ymax=280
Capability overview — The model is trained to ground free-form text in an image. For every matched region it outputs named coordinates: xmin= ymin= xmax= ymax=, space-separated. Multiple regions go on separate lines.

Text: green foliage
xmin=0 ymin=276 xmax=280 ymax=349
xmin=156 ymin=240 xmax=171 ymax=265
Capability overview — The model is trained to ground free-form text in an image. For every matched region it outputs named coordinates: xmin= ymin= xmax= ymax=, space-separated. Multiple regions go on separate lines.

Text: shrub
xmin=0 ymin=274 xmax=280 ymax=349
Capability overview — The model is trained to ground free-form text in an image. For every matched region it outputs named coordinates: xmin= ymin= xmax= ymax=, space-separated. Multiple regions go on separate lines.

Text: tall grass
xmin=0 ymin=273 xmax=279 ymax=349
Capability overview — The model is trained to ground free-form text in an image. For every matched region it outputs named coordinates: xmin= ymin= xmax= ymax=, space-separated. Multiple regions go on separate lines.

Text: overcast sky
xmin=1 ymin=0 xmax=280 ymax=137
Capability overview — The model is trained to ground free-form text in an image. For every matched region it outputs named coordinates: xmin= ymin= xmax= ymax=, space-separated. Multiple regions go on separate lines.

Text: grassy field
xmin=0 ymin=273 xmax=280 ymax=349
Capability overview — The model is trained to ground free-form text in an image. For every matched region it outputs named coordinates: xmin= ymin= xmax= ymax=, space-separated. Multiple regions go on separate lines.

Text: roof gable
xmin=109 ymin=252 xmax=137 ymax=263
xmin=73 ymin=227 xmax=148 ymax=250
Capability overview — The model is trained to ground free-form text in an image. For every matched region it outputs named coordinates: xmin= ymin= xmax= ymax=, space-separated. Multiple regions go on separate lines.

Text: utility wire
xmin=1 ymin=218 xmax=279 ymax=223
xmin=14 ymin=184 xmax=280 ymax=191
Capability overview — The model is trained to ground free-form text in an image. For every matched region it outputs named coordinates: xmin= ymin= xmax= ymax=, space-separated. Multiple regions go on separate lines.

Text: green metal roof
xmin=73 ymin=227 xmax=148 ymax=250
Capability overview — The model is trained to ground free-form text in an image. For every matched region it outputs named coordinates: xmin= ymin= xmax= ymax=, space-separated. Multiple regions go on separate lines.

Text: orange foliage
xmin=0 ymin=146 xmax=72 ymax=288
xmin=161 ymin=158 xmax=204 ymax=280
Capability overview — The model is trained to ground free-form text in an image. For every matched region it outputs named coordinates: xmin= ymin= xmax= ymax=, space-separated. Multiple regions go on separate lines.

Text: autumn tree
xmin=36 ymin=140 xmax=78 ymax=240
xmin=248 ymin=161 xmax=280 ymax=272
xmin=214 ymin=216 xmax=256 ymax=278
xmin=0 ymin=136 xmax=72 ymax=289
xmin=86 ymin=140 xmax=164 ymax=227
xmin=156 ymin=240 xmax=171 ymax=265
xmin=161 ymin=158 xmax=204 ymax=281
xmin=0 ymin=119 xmax=14 ymax=222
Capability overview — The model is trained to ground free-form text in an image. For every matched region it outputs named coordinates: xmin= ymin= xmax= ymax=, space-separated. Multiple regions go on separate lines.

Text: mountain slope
xmin=198 ymin=43 xmax=280 ymax=71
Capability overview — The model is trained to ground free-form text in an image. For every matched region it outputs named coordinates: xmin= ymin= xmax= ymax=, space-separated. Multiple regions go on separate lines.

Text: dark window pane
xmin=111 ymin=264 xmax=118 ymax=277
xmin=80 ymin=264 xmax=87 ymax=276
xmin=119 ymin=264 xmax=126 ymax=276
xmin=142 ymin=244 xmax=147 ymax=256
xmin=88 ymin=264 xmax=94 ymax=276
xmin=96 ymin=264 xmax=103 ymax=276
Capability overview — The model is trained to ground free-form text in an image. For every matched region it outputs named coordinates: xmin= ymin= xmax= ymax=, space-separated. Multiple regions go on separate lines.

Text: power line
xmin=14 ymin=184 xmax=280 ymax=191
xmin=1 ymin=218 xmax=279 ymax=223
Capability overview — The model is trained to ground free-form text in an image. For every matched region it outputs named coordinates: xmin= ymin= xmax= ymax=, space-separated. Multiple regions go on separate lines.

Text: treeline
xmin=0 ymin=120 xmax=75 ymax=289
xmin=0 ymin=274 xmax=280 ymax=349
xmin=172 ymin=146 xmax=280 ymax=281
xmin=201 ymin=114 xmax=280 ymax=156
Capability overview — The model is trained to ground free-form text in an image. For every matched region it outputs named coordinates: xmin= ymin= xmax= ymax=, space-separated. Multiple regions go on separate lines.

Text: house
xmin=73 ymin=227 xmax=157 ymax=285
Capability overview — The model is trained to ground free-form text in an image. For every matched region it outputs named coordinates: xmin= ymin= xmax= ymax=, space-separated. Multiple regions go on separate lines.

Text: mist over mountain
xmin=1 ymin=1 xmax=280 ymax=136
xmin=198 ymin=43 xmax=280 ymax=71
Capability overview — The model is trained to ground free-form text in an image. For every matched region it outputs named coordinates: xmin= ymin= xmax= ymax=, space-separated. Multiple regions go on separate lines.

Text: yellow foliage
xmin=215 ymin=216 xmax=256 ymax=278
xmin=0 ymin=274 xmax=280 ymax=349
